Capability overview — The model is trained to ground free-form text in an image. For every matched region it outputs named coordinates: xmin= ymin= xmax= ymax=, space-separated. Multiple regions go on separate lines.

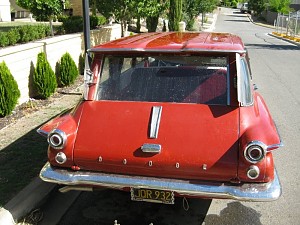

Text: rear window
xmin=97 ymin=55 xmax=229 ymax=105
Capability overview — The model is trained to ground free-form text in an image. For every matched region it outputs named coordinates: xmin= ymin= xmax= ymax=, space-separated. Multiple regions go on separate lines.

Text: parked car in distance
xmin=241 ymin=2 xmax=250 ymax=13
xmin=38 ymin=32 xmax=282 ymax=204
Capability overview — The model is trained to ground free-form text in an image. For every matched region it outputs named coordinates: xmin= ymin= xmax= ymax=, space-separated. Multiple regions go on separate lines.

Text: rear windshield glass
xmin=97 ymin=55 xmax=228 ymax=105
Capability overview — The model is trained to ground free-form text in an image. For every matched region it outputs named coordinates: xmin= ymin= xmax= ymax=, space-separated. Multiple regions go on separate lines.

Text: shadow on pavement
xmin=0 ymin=110 xmax=64 ymax=206
xmin=58 ymin=190 xmax=212 ymax=225
xmin=224 ymin=19 xmax=250 ymax=23
xmin=204 ymin=202 xmax=262 ymax=225
xmin=0 ymin=125 xmax=49 ymax=205
xmin=246 ymin=43 xmax=299 ymax=50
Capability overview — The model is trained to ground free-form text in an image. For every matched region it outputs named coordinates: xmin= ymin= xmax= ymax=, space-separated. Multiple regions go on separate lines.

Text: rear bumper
xmin=40 ymin=162 xmax=281 ymax=202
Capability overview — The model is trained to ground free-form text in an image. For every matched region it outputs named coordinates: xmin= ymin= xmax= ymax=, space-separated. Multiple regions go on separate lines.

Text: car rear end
xmin=39 ymin=32 xmax=282 ymax=203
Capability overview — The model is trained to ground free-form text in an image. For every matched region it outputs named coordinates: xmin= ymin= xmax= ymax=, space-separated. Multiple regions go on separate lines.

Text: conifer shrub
xmin=78 ymin=53 xmax=85 ymax=75
xmin=57 ymin=52 xmax=79 ymax=87
xmin=0 ymin=61 xmax=21 ymax=117
xmin=33 ymin=52 xmax=57 ymax=99
xmin=0 ymin=33 xmax=9 ymax=47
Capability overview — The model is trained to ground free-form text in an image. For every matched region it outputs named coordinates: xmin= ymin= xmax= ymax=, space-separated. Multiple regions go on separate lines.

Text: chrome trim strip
xmin=59 ymin=186 xmax=93 ymax=193
xmin=37 ymin=128 xmax=48 ymax=138
xmin=149 ymin=106 xmax=162 ymax=139
xmin=267 ymin=122 xmax=284 ymax=151
xmin=40 ymin=162 xmax=281 ymax=202
xmin=267 ymin=142 xmax=284 ymax=151
xmin=227 ymin=63 xmax=230 ymax=105
xmin=141 ymin=143 xmax=161 ymax=153
xmin=89 ymin=48 xmax=247 ymax=54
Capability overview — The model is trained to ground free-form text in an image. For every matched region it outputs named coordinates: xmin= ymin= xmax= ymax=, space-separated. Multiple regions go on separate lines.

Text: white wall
xmin=0 ymin=24 xmax=121 ymax=104
xmin=0 ymin=0 xmax=11 ymax=22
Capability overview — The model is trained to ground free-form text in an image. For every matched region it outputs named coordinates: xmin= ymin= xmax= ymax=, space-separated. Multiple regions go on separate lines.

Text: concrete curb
xmin=0 ymin=177 xmax=56 ymax=225
xmin=247 ymin=14 xmax=300 ymax=48
xmin=268 ymin=32 xmax=300 ymax=47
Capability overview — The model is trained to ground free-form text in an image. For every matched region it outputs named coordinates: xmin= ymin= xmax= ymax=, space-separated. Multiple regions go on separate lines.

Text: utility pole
xmin=82 ymin=0 xmax=91 ymax=54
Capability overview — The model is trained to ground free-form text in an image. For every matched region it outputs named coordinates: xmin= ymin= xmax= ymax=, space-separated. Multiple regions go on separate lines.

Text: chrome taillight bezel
xmin=47 ymin=129 xmax=67 ymax=150
xmin=244 ymin=141 xmax=267 ymax=164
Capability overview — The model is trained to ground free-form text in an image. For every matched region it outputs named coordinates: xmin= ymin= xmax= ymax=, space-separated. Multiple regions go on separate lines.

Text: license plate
xmin=130 ymin=187 xmax=174 ymax=204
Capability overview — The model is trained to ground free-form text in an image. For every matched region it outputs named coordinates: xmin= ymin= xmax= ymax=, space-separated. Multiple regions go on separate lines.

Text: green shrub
xmin=62 ymin=15 xmax=107 ymax=34
xmin=90 ymin=15 xmax=107 ymax=28
xmin=19 ymin=25 xmax=33 ymax=43
xmin=0 ymin=33 xmax=9 ymax=47
xmin=7 ymin=28 xmax=20 ymax=45
xmin=0 ymin=61 xmax=21 ymax=117
xmin=33 ymin=52 xmax=57 ymax=99
xmin=36 ymin=24 xmax=51 ymax=38
xmin=78 ymin=53 xmax=85 ymax=75
xmin=0 ymin=24 xmax=51 ymax=47
xmin=62 ymin=16 xmax=83 ymax=34
xmin=97 ymin=15 xmax=107 ymax=26
xmin=57 ymin=15 xmax=69 ymax=23
xmin=57 ymin=52 xmax=79 ymax=87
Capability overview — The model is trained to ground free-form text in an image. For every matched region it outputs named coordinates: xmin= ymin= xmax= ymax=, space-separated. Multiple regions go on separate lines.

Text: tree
xmin=16 ymin=0 xmax=63 ymax=35
xmin=169 ymin=0 xmax=183 ymax=31
xmin=269 ymin=0 xmax=291 ymax=14
xmin=248 ymin=0 xmax=267 ymax=15
xmin=183 ymin=0 xmax=201 ymax=30
xmin=130 ymin=0 xmax=168 ymax=32
xmin=95 ymin=0 xmax=132 ymax=37
xmin=182 ymin=0 xmax=216 ymax=30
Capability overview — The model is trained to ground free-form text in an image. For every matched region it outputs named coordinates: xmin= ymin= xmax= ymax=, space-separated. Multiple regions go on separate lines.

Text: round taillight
xmin=247 ymin=165 xmax=260 ymax=179
xmin=244 ymin=141 xmax=267 ymax=163
xmin=55 ymin=152 xmax=67 ymax=164
xmin=47 ymin=129 xmax=67 ymax=150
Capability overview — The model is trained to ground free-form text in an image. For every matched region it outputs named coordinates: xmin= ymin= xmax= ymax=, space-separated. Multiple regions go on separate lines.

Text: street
xmin=43 ymin=8 xmax=300 ymax=225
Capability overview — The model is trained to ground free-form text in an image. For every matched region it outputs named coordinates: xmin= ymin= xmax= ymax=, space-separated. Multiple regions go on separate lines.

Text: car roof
xmin=90 ymin=32 xmax=246 ymax=54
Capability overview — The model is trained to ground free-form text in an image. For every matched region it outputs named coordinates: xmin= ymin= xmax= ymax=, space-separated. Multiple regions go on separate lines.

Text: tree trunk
xmin=136 ymin=16 xmax=141 ymax=33
xmin=146 ymin=16 xmax=159 ymax=32
xmin=121 ymin=20 xmax=127 ymax=37
xmin=49 ymin=18 xmax=54 ymax=36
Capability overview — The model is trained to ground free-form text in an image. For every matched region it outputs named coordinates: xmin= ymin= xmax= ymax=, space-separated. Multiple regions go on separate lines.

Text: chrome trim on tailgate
xmin=40 ymin=162 xmax=281 ymax=202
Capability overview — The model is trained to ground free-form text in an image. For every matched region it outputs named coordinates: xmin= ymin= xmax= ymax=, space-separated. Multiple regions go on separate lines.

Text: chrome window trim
xmin=227 ymin=59 xmax=230 ymax=105
xmin=237 ymin=53 xmax=254 ymax=107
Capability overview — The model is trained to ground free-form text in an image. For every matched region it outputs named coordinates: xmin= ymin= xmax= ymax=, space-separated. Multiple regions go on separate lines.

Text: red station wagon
xmin=39 ymin=32 xmax=282 ymax=204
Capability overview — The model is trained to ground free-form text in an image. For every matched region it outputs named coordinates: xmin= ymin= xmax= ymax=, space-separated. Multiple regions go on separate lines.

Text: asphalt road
xmin=44 ymin=8 xmax=300 ymax=225
xmin=206 ymin=7 xmax=300 ymax=225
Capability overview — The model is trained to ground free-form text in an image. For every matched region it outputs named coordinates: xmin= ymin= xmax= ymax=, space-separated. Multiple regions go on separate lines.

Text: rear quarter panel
xmin=239 ymin=92 xmax=281 ymax=182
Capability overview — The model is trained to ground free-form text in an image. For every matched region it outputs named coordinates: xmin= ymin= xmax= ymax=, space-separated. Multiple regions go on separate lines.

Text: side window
xmin=238 ymin=57 xmax=253 ymax=106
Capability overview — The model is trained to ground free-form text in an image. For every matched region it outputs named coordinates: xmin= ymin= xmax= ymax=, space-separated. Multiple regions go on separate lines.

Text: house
xmin=0 ymin=0 xmax=12 ymax=21
xmin=291 ymin=0 xmax=300 ymax=11
xmin=0 ymin=0 xmax=83 ymax=22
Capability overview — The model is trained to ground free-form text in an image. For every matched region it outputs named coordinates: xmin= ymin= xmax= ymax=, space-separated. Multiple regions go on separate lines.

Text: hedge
xmin=61 ymin=15 xmax=106 ymax=34
xmin=0 ymin=24 xmax=51 ymax=47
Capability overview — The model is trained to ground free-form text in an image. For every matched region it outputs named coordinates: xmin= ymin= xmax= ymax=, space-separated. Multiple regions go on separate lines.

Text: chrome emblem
xmin=149 ymin=106 xmax=162 ymax=139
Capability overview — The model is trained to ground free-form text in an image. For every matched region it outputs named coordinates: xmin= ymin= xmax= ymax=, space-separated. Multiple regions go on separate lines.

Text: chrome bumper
xmin=40 ymin=162 xmax=281 ymax=202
